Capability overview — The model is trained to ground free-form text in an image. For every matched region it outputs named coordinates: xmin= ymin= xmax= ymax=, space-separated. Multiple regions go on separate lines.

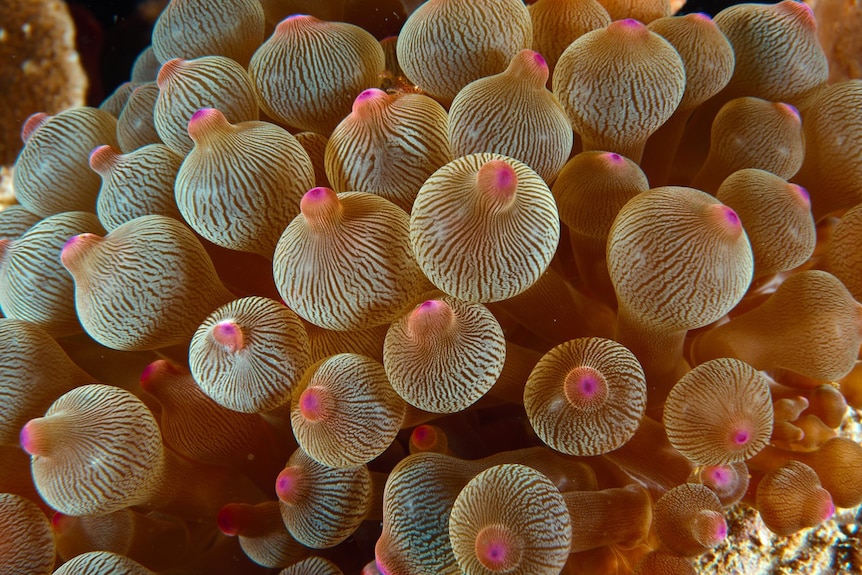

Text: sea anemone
xmin=2 ymin=1 xmax=861 ymax=573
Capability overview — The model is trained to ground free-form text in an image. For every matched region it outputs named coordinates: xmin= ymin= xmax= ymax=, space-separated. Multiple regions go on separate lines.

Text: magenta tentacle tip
xmin=298 ymin=387 xmax=326 ymax=421
xmin=707 ymin=466 xmax=731 ymax=487
xmin=414 ymin=299 xmax=445 ymax=315
xmin=139 ymin=359 xmax=178 ymax=392
xmin=715 ymin=518 xmax=729 ymax=540
xmin=61 ymin=234 xmax=80 ymax=253
xmin=477 ymin=160 xmax=518 ymax=202
xmin=822 ymin=499 xmax=836 ymax=521
xmin=60 ymin=233 xmax=101 ymax=267
xmin=139 ymin=362 xmax=160 ymax=391
xmin=615 ymin=18 xmax=646 ymax=31
xmin=563 ymin=367 xmax=607 ymax=406
xmin=411 ymin=425 xmax=436 ymax=450
xmin=189 ymin=107 xmax=218 ymax=125
xmin=51 ymin=512 xmax=68 ymax=530
xmin=732 ymin=428 xmax=751 ymax=446
xmin=353 ymin=88 xmax=388 ymax=114
xmin=304 ymin=186 xmax=330 ymax=201
xmin=275 ymin=467 xmax=302 ymax=503
xmin=777 ymin=102 xmax=802 ymax=122
xmin=723 ymin=206 xmax=741 ymax=228
xmin=212 ymin=320 xmax=244 ymax=352
xmin=216 ymin=505 xmax=239 ymax=536
xmin=790 ymin=184 xmax=811 ymax=206
xmin=604 ymin=152 xmax=625 ymax=164
xmin=475 ymin=525 xmax=521 ymax=571
xmin=19 ymin=420 xmax=39 ymax=456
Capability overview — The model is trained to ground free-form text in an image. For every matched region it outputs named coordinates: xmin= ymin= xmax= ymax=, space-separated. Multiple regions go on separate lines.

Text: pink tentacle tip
xmin=61 ymin=233 xmax=101 ymax=268
xmin=603 ymin=152 xmax=625 ymax=165
xmin=139 ymin=359 xmax=178 ymax=391
xmin=732 ymin=428 xmax=751 ymax=446
xmin=690 ymin=12 xmax=713 ymax=22
xmin=480 ymin=541 xmax=511 ymax=569
xmin=707 ymin=204 xmax=743 ymax=236
xmin=790 ymin=184 xmax=811 ymax=206
xmin=706 ymin=466 xmax=732 ymax=487
xmin=19 ymin=420 xmax=41 ymax=456
xmin=212 ymin=320 xmax=245 ymax=352
xmin=722 ymin=207 xmax=741 ymax=228
xmin=475 ymin=526 xmax=520 ymax=571
xmin=353 ymin=88 xmax=387 ymax=113
xmin=577 ymin=374 xmax=600 ymax=398
xmin=61 ymin=234 xmax=81 ymax=253
xmin=304 ymin=186 xmax=334 ymax=201
xmin=216 ymin=505 xmax=240 ymax=536
xmin=188 ymin=108 xmax=229 ymax=137
xmin=375 ymin=559 xmax=391 ymax=575
xmin=88 ymin=144 xmax=116 ymax=172
xmin=564 ymin=367 xmax=607 ymax=406
xmin=156 ymin=58 xmax=184 ymax=88
xmin=821 ymin=498 xmax=836 ymax=521
xmin=477 ymin=160 xmax=519 ymax=205
xmin=51 ymin=512 xmax=69 ymax=530
xmin=777 ymin=102 xmax=801 ymax=122
xmin=613 ymin=18 xmax=648 ymax=34
xmin=714 ymin=517 xmax=729 ymax=541
xmin=21 ymin=112 xmax=50 ymax=143
xmin=300 ymin=187 xmax=341 ymax=222
xmin=532 ymin=51 xmax=547 ymax=68
xmin=414 ymin=299 xmax=446 ymax=316
xmin=275 ymin=467 xmax=302 ymax=503
xmin=189 ymin=107 xmax=219 ymax=127
xmin=298 ymin=386 xmax=327 ymax=422
xmin=411 ymin=425 xmax=436 ymax=449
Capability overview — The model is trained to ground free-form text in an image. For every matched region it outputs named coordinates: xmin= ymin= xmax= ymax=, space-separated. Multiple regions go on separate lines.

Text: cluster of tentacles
xmin=2 ymin=0 xmax=862 ymax=574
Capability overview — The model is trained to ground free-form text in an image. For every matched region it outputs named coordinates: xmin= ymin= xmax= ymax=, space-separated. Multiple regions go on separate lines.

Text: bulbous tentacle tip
xmin=211 ymin=319 xmax=245 ymax=352
xmin=275 ymin=466 xmax=304 ymax=504
xmin=778 ymin=0 xmax=816 ymax=27
xmin=352 ymin=88 xmax=389 ymax=115
xmin=614 ymin=18 xmax=649 ymax=32
xmin=506 ymin=49 xmax=550 ymax=86
xmin=156 ymin=57 xmax=186 ymax=88
xmin=476 ymin=159 xmax=519 ymax=208
xmin=300 ymin=187 xmax=342 ymax=224
xmin=410 ymin=424 xmax=440 ymax=451
xmin=475 ymin=524 xmax=523 ymax=571
xmin=563 ymin=367 xmax=607 ymax=407
xmin=602 ymin=152 xmax=627 ymax=165
xmin=51 ymin=511 xmax=69 ymax=531
xmin=408 ymin=299 xmax=455 ymax=336
xmin=274 ymin=13 xmax=320 ymax=36
xmin=695 ymin=510 xmax=729 ymax=547
xmin=297 ymin=386 xmax=329 ymax=422
xmin=187 ymin=107 xmax=230 ymax=141
xmin=88 ymin=144 xmax=119 ymax=174
xmin=21 ymin=112 xmax=50 ymax=143
xmin=20 ymin=418 xmax=55 ymax=457
xmin=776 ymin=102 xmax=801 ymax=122
xmin=705 ymin=203 xmax=744 ymax=238
xmin=60 ymin=232 xmax=103 ymax=271
xmin=138 ymin=359 xmax=181 ymax=394
xmin=216 ymin=504 xmax=241 ymax=536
